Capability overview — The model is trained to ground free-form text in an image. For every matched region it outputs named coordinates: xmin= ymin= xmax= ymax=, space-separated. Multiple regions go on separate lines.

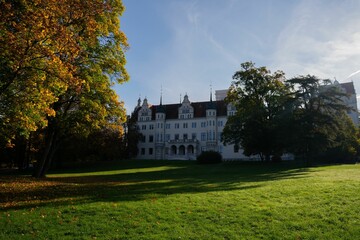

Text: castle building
xmin=134 ymin=82 xmax=358 ymax=160
xmin=134 ymin=90 xmax=244 ymax=160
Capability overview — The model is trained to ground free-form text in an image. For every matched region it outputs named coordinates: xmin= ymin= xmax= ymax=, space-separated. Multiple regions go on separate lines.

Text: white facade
xmin=134 ymin=93 xmax=247 ymax=160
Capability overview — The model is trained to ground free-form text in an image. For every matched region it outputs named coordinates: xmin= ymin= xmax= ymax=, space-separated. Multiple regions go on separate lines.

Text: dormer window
xmin=207 ymin=110 xmax=216 ymax=117
xmin=179 ymin=94 xmax=194 ymax=119
xmin=138 ymin=97 xmax=152 ymax=122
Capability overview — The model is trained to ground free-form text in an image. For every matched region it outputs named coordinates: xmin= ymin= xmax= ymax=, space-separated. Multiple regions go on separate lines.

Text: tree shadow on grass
xmin=0 ymin=161 xmax=312 ymax=211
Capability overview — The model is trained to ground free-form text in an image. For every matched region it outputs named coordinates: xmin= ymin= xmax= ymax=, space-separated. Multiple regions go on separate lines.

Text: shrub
xmin=197 ymin=151 xmax=222 ymax=164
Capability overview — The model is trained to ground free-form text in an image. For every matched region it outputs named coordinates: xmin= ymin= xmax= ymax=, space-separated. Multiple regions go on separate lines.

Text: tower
xmin=155 ymin=92 xmax=166 ymax=159
xmin=206 ymin=88 xmax=217 ymax=151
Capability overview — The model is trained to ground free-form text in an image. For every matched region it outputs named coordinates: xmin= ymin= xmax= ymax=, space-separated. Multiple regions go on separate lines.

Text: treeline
xmin=0 ymin=113 xmax=140 ymax=170
xmin=0 ymin=0 xmax=132 ymax=177
xmin=222 ymin=62 xmax=360 ymax=164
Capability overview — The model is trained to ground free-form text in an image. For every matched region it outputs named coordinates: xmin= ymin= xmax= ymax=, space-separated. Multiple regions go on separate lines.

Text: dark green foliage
xmin=317 ymin=116 xmax=359 ymax=163
xmin=223 ymin=63 xmax=360 ymax=164
xmin=222 ymin=62 xmax=291 ymax=161
xmin=285 ymin=75 xmax=356 ymax=164
xmin=197 ymin=151 xmax=222 ymax=164
xmin=53 ymin=127 xmax=126 ymax=167
xmin=0 ymin=112 xmax=142 ymax=171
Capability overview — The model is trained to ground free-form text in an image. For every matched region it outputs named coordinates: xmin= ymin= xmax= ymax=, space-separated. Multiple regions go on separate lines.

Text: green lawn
xmin=1 ymin=160 xmax=360 ymax=239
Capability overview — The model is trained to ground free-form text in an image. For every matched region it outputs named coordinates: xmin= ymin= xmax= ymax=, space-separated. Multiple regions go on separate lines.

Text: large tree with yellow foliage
xmin=0 ymin=0 xmax=129 ymax=177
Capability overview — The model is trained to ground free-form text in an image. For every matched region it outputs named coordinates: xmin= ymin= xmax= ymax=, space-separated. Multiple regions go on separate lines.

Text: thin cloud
xmin=347 ymin=70 xmax=360 ymax=79
xmin=273 ymin=0 xmax=360 ymax=81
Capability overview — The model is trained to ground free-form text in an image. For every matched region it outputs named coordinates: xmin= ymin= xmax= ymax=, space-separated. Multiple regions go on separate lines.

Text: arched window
xmin=179 ymin=145 xmax=185 ymax=155
xmin=187 ymin=145 xmax=194 ymax=154
xmin=171 ymin=145 xmax=177 ymax=155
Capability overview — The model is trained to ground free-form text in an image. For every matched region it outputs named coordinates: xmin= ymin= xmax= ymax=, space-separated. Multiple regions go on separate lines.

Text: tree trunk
xmin=33 ymin=127 xmax=57 ymax=178
xmin=43 ymin=138 xmax=59 ymax=175
xmin=23 ymin=134 xmax=32 ymax=170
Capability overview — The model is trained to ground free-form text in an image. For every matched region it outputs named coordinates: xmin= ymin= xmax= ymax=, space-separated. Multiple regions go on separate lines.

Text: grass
xmin=1 ymin=160 xmax=360 ymax=239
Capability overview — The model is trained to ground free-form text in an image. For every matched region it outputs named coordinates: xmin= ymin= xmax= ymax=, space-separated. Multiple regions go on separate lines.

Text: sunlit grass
xmin=49 ymin=165 xmax=185 ymax=178
xmin=1 ymin=160 xmax=360 ymax=239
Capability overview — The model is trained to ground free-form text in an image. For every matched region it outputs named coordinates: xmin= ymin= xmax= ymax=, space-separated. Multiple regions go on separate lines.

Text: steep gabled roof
xmin=145 ymin=100 xmax=227 ymax=120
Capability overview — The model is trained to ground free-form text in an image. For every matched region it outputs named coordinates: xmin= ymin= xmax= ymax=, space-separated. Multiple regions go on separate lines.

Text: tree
xmin=0 ymin=0 xmax=85 ymax=143
xmin=52 ymin=126 xmax=128 ymax=167
xmin=0 ymin=0 xmax=129 ymax=176
xmin=123 ymin=112 xmax=142 ymax=158
xmin=286 ymin=75 xmax=356 ymax=164
xmin=222 ymin=62 xmax=291 ymax=161
xmin=320 ymin=114 xmax=359 ymax=163
xmin=33 ymin=0 xmax=129 ymax=177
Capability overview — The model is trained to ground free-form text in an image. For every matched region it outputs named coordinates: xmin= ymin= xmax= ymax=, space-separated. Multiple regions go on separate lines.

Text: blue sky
xmin=115 ymin=0 xmax=360 ymax=113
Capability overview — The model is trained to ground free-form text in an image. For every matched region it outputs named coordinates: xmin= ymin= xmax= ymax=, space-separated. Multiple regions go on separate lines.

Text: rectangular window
xmin=183 ymin=123 xmax=188 ymax=128
xmin=149 ymin=135 xmax=154 ymax=142
xmin=183 ymin=134 xmax=188 ymax=140
xmin=192 ymin=133 xmax=196 ymax=140
xmin=175 ymin=134 xmax=179 ymax=140
xmin=141 ymin=135 xmax=146 ymax=142
xmin=142 ymin=125 xmax=146 ymax=130
xmin=166 ymin=134 xmax=171 ymax=141
xmin=192 ymin=122 xmax=197 ymax=128
xmin=141 ymin=148 xmax=145 ymax=155
xmin=149 ymin=124 xmax=154 ymax=130
xmin=175 ymin=123 xmax=179 ymax=129
xmin=166 ymin=123 xmax=171 ymax=129
xmin=149 ymin=148 xmax=153 ymax=155
xmin=201 ymin=132 xmax=206 ymax=141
